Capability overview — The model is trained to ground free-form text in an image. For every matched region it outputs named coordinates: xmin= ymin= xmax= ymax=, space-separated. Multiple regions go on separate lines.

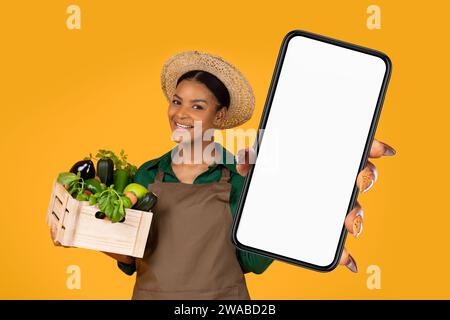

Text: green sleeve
xmin=229 ymin=171 xmax=274 ymax=275
xmin=117 ymin=261 xmax=136 ymax=276
xmin=133 ymin=159 xmax=159 ymax=188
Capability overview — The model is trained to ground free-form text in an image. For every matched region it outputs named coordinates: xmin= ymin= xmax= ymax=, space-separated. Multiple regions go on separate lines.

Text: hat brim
xmin=161 ymin=50 xmax=255 ymax=129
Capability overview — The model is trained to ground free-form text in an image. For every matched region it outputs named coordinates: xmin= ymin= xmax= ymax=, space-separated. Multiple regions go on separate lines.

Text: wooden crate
xmin=46 ymin=178 xmax=153 ymax=258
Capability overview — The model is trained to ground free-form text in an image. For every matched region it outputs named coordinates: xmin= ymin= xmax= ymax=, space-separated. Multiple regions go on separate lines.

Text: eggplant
xmin=133 ymin=192 xmax=158 ymax=212
xmin=70 ymin=160 xmax=96 ymax=180
xmin=97 ymin=158 xmax=114 ymax=186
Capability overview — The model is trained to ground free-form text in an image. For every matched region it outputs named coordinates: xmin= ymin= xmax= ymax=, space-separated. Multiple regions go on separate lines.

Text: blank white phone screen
xmin=236 ymin=35 xmax=387 ymax=267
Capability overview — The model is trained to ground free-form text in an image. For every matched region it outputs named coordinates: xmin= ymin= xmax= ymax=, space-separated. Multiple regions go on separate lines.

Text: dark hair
xmin=176 ymin=70 xmax=230 ymax=110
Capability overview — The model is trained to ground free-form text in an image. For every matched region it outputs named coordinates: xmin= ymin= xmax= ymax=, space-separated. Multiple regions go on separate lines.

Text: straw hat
xmin=160 ymin=50 xmax=255 ymax=129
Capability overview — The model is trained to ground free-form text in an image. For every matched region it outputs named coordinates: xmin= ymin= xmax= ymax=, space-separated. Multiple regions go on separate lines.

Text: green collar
xmin=143 ymin=143 xmax=239 ymax=180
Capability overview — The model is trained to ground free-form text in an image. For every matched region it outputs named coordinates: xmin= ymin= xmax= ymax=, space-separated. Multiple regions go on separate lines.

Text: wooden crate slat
xmin=132 ymin=209 xmax=153 ymax=257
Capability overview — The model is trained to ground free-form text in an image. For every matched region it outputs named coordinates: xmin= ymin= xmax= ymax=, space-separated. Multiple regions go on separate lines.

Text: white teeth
xmin=176 ymin=122 xmax=193 ymax=129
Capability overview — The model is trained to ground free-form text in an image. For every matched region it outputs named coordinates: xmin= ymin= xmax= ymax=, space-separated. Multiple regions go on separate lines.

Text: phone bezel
xmin=231 ymin=29 xmax=392 ymax=272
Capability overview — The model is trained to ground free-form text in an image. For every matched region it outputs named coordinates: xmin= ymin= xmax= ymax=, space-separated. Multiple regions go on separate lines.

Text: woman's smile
xmin=173 ymin=121 xmax=194 ymax=130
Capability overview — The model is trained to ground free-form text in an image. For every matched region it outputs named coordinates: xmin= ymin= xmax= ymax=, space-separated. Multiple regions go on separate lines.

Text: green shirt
xmin=117 ymin=143 xmax=274 ymax=276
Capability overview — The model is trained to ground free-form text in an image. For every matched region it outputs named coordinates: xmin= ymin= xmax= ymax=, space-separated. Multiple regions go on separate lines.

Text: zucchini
xmin=133 ymin=192 xmax=157 ymax=212
xmin=97 ymin=158 xmax=114 ymax=186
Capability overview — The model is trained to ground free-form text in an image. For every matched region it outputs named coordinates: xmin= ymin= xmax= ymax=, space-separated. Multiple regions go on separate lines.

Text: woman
xmin=51 ymin=50 xmax=397 ymax=299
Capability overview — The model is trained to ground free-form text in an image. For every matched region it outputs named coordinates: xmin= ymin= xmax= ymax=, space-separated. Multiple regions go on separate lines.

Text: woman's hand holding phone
xmin=235 ymin=138 xmax=396 ymax=273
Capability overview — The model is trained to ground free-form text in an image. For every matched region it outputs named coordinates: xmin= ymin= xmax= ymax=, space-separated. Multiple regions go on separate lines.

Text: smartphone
xmin=231 ymin=30 xmax=392 ymax=272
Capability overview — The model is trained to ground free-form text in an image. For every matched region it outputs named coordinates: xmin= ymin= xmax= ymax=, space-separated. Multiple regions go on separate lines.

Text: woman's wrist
xmin=102 ymin=251 xmax=135 ymax=264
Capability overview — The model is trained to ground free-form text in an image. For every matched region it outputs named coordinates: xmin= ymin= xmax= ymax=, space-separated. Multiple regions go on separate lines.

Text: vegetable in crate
xmin=97 ymin=149 xmax=138 ymax=193
xmin=84 ymin=178 xmax=106 ymax=194
xmin=89 ymin=185 xmax=133 ymax=223
xmin=96 ymin=157 xmax=114 ymax=186
xmin=118 ymin=149 xmax=137 ymax=184
xmin=88 ymin=149 xmax=138 ymax=192
xmin=124 ymin=191 xmax=138 ymax=206
xmin=57 ymin=172 xmax=86 ymax=199
xmin=55 ymin=149 xmax=140 ymax=222
xmin=69 ymin=160 xmax=95 ymax=180
xmin=123 ymin=183 xmax=148 ymax=200
xmin=114 ymin=169 xmax=128 ymax=194
xmin=76 ymin=193 xmax=89 ymax=201
xmin=133 ymin=192 xmax=157 ymax=212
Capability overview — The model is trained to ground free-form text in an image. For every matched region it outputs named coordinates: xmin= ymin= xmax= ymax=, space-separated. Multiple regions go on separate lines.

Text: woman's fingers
xmin=50 ymin=224 xmax=72 ymax=248
xmin=369 ymin=139 xmax=396 ymax=158
xmin=339 ymin=247 xmax=358 ymax=273
xmin=235 ymin=147 xmax=256 ymax=177
xmin=50 ymin=224 xmax=56 ymax=241
xmin=345 ymin=202 xmax=364 ymax=238
xmin=50 ymin=225 xmax=61 ymax=246
xmin=357 ymin=139 xmax=396 ymax=192
xmin=356 ymin=160 xmax=378 ymax=193
xmin=344 ymin=201 xmax=364 ymax=238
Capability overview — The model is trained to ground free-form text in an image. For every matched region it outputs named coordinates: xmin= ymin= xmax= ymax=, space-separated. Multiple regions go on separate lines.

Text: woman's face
xmin=168 ymin=79 xmax=227 ymax=144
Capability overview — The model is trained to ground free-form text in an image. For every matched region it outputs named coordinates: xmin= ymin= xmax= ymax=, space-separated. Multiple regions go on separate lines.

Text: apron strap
xmin=154 ymin=168 xmax=164 ymax=182
xmin=219 ymin=166 xmax=231 ymax=183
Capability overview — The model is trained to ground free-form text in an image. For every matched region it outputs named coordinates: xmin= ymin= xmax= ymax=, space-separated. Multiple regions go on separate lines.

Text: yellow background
xmin=0 ymin=0 xmax=448 ymax=299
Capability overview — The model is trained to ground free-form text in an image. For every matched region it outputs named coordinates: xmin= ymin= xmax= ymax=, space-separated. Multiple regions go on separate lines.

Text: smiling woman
xmin=48 ymin=49 xmax=396 ymax=300
xmin=168 ymin=70 xmax=229 ymax=145
xmin=113 ymin=50 xmax=272 ymax=300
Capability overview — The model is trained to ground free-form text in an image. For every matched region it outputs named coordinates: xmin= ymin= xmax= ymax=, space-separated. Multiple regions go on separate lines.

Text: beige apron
xmin=132 ymin=166 xmax=251 ymax=300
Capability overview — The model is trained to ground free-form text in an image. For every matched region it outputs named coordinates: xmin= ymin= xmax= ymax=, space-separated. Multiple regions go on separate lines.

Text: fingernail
xmin=235 ymin=151 xmax=245 ymax=164
xmin=346 ymin=254 xmax=358 ymax=273
xmin=362 ymin=164 xmax=377 ymax=193
xmin=356 ymin=207 xmax=364 ymax=219
xmin=382 ymin=142 xmax=396 ymax=156
xmin=248 ymin=148 xmax=256 ymax=164
xmin=352 ymin=208 xmax=364 ymax=239
xmin=372 ymin=165 xmax=378 ymax=183
xmin=362 ymin=178 xmax=374 ymax=193
xmin=352 ymin=214 xmax=363 ymax=238
xmin=356 ymin=221 xmax=363 ymax=238
xmin=355 ymin=208 xmax=364 ymax=238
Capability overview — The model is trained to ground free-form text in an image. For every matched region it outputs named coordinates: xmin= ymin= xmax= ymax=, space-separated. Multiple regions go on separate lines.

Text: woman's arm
xmin=237 ymin=250 xmax=274 ymax=274
xmin=102 ymin=252 xmax=135 ymax=264
xmin=103 ymin=252 xmax=137 ymax=275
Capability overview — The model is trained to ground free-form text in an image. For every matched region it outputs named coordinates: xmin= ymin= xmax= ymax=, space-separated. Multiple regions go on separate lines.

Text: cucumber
xmin=97 ymin=158 xmax=114 ymax=186
xmin=133 ymin=192 xmax=157 ymax=212
xmin=113 ymin=169 xmax=128 ymax=193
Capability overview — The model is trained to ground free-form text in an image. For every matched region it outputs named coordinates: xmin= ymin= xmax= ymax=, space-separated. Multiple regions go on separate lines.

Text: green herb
xmin=62 ymin=148 xmax=137 ymax=207
xmin=57 ymin=172 xmax=79 ymax=185
xmin=84 ymin=149 xmax=137 ymax=183
xmin=89 ymin=185 xmax=127 ymax=223
xmin=118 ymin=149 xmax=138 ymax=178
xmin=76 ymin=193 xmax=89 ymax=201
xmin=57 ymin=171 xmax=85 ymax=199
xmin=83 ymin=153 xmax=95 ymax=161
